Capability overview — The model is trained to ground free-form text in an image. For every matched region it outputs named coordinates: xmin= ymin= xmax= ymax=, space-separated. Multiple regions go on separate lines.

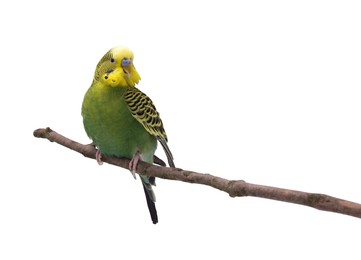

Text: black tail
xmin=142 ymin=183 xmax=158 ymax=224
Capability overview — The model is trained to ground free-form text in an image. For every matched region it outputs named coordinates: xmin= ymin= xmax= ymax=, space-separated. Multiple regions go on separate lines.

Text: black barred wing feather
xmin=124 ymin=87 xmax=166 ymax=140
xmin=124 ymin=87 xmax=175 ymax=167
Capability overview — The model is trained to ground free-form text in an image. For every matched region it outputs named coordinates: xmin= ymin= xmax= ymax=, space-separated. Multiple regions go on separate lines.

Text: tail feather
xmin=140 ymin=139 xmax=175 ymax=225
xmin=142 ymin=182 xmax=158 ymax=224
xmin=141 ymin=176 xmax=156 ymax=201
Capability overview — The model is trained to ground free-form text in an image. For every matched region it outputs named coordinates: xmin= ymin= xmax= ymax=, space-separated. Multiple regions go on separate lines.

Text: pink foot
xmin=128 ymin=151 xmax=140 ymax=179
xmin=96 ymin=150 xmax=103 ymax=165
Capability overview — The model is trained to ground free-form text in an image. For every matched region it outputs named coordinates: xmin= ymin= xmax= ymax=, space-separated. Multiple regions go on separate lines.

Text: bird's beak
xmin=122 ymin=59 xmax=133 ymax=75
xmin=122 ymin=59 xmax=141 ymax=86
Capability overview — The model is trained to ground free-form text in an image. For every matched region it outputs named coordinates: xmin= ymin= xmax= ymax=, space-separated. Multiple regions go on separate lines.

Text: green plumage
xmin=81 ymin=46 xmax=174 ymax=224
xmin=82 ymin=85 xmax=158 ymax=163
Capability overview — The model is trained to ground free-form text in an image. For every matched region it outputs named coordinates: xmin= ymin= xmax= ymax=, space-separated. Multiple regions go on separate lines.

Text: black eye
xmin=110 ymin=58 xmax=115 ymax=63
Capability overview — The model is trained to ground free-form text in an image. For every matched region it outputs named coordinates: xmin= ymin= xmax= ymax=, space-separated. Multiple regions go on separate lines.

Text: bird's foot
xmin=129 ymin=151 xmax=141 ymax=179
xmin=95 ymin=150 xmax=103 ymax=165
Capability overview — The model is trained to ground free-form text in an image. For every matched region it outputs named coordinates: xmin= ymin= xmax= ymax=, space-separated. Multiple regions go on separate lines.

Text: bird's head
xmin=93 ymin=46 xmax=141 ymax=87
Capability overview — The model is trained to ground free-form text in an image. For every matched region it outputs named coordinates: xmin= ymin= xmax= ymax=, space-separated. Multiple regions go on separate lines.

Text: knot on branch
xmin=228 ymin=180 xmax=247 ymax=198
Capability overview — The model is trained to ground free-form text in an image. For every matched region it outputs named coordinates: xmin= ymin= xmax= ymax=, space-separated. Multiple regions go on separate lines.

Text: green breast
xmin=82 ymin=84 xmax=157 ymax=163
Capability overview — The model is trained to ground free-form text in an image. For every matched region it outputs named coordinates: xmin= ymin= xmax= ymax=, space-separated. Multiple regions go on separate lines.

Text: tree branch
xmin=33 ymin=127 xmax=361 ymax=219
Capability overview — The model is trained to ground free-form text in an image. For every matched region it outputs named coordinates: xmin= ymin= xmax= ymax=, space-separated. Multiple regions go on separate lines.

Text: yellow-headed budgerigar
xmin=82 ymin=46 xmax=175 ymax=224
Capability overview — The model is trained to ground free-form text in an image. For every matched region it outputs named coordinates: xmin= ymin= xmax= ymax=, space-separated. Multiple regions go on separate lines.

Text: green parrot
xmin=81 ymin=46 xmax=175 ymax=224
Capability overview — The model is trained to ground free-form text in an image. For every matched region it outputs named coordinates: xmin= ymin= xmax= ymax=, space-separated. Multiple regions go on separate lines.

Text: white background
xmin=1 ymin=0 xmax=361 ymax=259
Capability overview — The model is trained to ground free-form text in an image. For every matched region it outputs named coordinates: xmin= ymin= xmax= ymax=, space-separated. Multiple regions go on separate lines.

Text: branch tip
xmin=33 ymin=127 xmax=54 ymax=141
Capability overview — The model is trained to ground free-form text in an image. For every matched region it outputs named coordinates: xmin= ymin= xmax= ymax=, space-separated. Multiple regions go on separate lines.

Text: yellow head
xmin=94 ymin=46 xmax=141 ymax=87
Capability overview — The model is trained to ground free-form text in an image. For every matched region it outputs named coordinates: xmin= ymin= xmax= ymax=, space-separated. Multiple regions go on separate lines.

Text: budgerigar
xmin=81 ymin=46 xmax=175 ymax=224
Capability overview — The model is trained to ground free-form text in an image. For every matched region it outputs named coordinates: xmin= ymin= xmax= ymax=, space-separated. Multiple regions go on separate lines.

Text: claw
xmin=95 ymin=150 xmax=103 ymax=165
xmin=129 ymin=151 xmax=141 ymax=179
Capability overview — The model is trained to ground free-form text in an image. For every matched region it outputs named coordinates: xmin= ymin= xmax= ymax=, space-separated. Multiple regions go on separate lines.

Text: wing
xmin=124 ymin=87 xmax=175 ymax=167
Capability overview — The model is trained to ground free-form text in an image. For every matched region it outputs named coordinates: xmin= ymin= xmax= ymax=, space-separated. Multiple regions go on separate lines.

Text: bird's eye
xmin=110 ymin=58 xmax=115 ymax=63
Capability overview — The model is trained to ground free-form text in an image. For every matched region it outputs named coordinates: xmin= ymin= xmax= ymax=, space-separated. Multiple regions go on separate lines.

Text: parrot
xmin=81 ymin=46 xmax=175 ymax=224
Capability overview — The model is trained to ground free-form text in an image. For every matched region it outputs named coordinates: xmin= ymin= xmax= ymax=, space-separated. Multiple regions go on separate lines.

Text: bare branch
xmin=33 ymin=127 xmax=361 ymax=219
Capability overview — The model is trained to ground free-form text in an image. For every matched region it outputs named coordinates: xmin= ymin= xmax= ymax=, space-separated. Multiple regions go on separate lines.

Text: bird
xmin=81 ymin=46 xmax=175 ymax=224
